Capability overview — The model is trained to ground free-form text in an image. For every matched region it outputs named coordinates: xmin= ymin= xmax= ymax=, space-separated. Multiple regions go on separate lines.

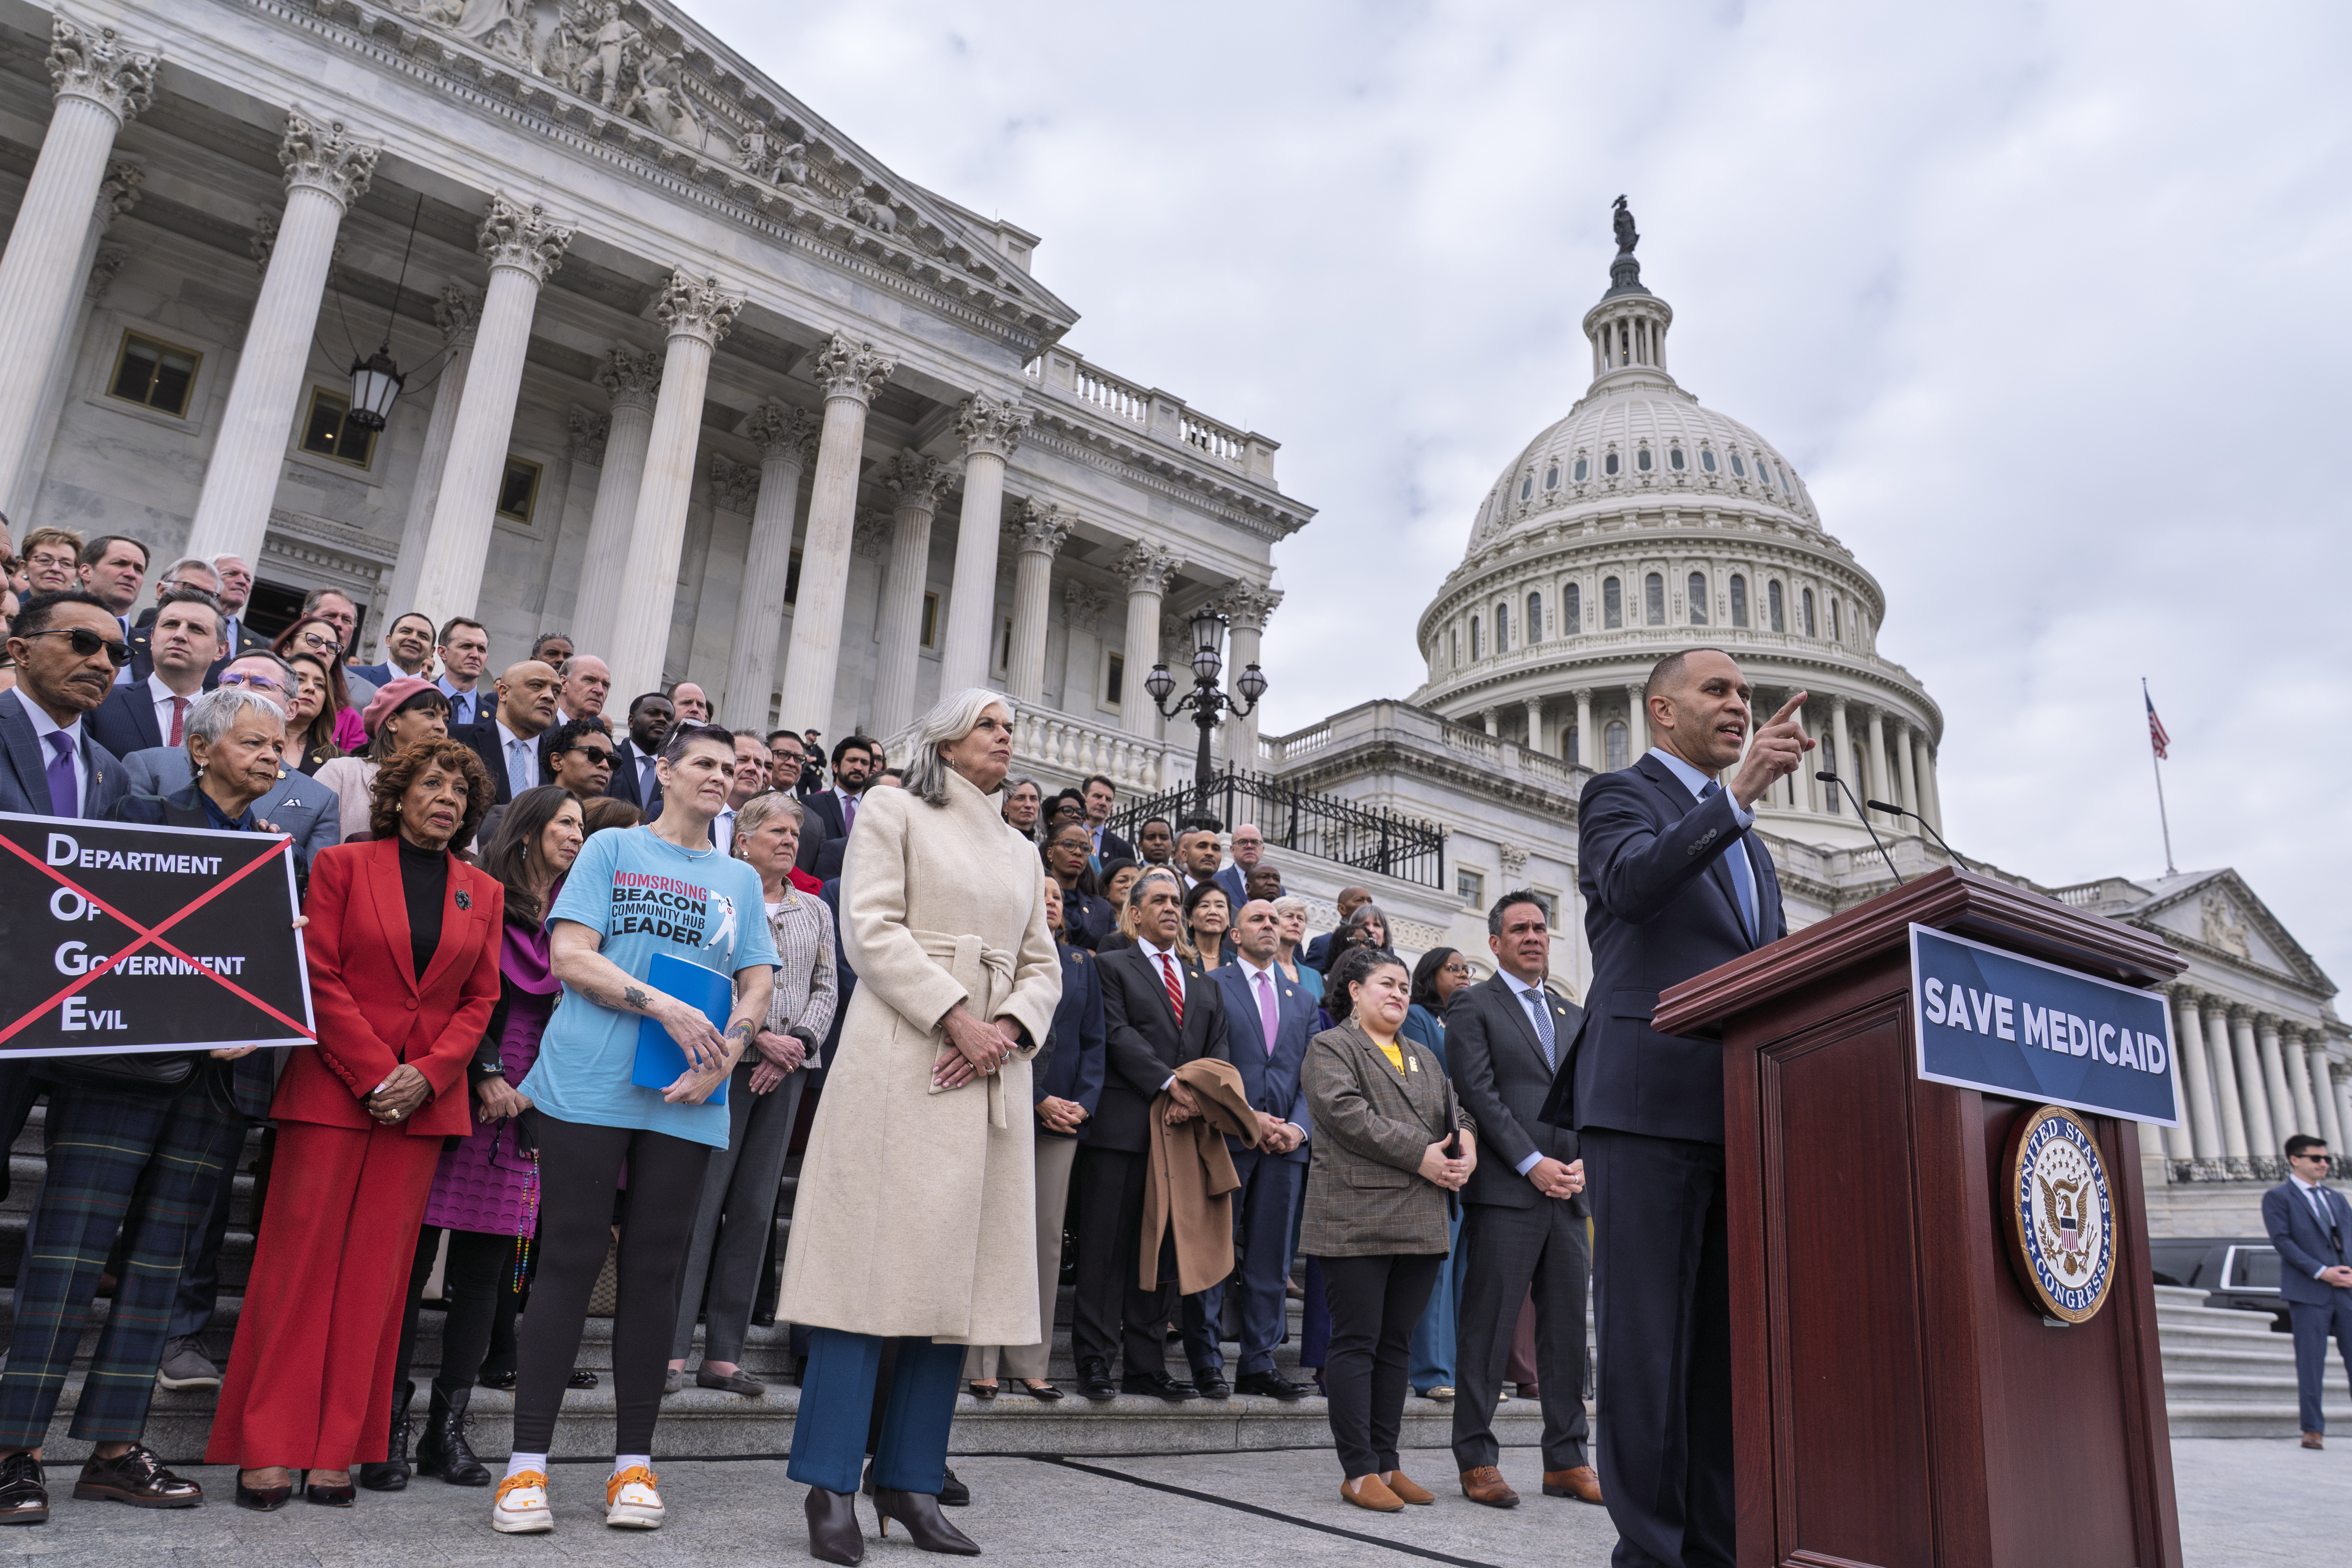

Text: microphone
xmin=1816 ymin=771 xmax=1903 ymax=885
xmin=1866 ymin=798 xmax=1957 ymax=863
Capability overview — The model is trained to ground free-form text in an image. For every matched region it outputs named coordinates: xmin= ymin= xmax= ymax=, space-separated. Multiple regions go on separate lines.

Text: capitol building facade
xmin=0 ymin=0 xmax=2339 ymax=1228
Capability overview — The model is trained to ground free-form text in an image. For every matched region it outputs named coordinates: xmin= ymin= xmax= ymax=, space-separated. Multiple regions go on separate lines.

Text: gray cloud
xmin=693 ymin=0 xmax=2352 ymax=986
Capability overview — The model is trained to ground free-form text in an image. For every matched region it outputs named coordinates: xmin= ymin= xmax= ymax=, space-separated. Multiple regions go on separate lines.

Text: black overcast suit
xmin=1446 ymin=973 xmax=1592 ymax=1478
xmin=1542 ymin=751 xmax=1784 ymax=1568
xmin=1073 ymin=942 xmax=1230 ymax=1381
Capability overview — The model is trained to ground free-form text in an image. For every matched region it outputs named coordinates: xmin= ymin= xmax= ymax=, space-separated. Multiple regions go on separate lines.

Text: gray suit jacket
xmin=0 ymin=694 xmax=128 ymax=818
xmin=1446 ymin=975 xmax=1587 ymax=1214
xmin=119 ymin=746 xmax=341 ymax=870
xmin=1298 ymin=1018 xmax=1474 ymax=1258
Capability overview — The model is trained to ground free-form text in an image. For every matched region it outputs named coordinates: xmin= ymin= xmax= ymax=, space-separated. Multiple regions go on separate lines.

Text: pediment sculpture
xmin=2199 ymin=891 xmax=2252 ymax=960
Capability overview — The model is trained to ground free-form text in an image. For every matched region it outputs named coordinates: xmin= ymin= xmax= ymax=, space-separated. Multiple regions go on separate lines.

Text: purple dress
xmin=421 ymin=919 xmax=558 ymax=1235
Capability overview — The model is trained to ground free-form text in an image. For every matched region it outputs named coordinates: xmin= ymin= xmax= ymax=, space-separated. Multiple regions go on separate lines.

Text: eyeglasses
xmin=2295 ymin=1152 xmax=2334 ymax=1164
xmin=290 ymin=631 xmax=338 ymax=653
xmin=577 ymin=748 xmax=615 ymax=767
xmin=19 ymin=627 xmax=131 ymax=666
xmin=24 ymin=552 xmax=74 ymax=574
xmin=218 ymin=671 xmax=286 ymax=694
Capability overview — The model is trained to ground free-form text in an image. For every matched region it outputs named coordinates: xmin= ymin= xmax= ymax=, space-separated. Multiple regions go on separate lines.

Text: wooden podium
xmin=1651 ymin=867 xmax=2186 ymax=1568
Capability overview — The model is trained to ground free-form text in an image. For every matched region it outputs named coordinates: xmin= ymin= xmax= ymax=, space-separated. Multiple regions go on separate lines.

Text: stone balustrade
xmin=883 ymin=703 xmax=1177 ymax=797
xmin=1026 ymin=348 xmax=1279 ymax=486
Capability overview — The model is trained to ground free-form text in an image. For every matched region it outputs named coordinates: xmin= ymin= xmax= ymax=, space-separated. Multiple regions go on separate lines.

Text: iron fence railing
xmin=1108 ymin=769 xmax=1446 ymax=890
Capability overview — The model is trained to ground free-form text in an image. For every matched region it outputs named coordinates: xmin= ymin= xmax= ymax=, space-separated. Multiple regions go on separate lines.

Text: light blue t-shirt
xmin=523 ymin=825 xmax=779 ymax=1148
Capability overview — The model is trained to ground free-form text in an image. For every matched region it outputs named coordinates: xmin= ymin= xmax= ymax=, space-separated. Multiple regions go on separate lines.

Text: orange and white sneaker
xmin=605 ymin=1465 xmax=664 ymax=1529
xmin=492 ymin=1470 xmax=553 ymax=1534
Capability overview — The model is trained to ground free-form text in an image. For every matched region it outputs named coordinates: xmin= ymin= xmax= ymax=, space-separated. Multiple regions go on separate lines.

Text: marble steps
xmin=2152 ymin=1285 xmax=2347 ymax=1438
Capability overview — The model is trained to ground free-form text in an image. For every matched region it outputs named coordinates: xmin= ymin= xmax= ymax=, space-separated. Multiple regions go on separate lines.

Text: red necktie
xmin=167 ymin=695 xmax=187 ymax=747
xmin=1157 ymin=952 xmax=1185 ymax=1025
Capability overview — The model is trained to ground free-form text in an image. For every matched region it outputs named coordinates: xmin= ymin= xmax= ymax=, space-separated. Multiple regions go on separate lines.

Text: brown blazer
xmin=1141 ymin=1057 xmax=1261 ymax=1294
xmin=1299 ymin=1019 xmax=1474 ymax=1258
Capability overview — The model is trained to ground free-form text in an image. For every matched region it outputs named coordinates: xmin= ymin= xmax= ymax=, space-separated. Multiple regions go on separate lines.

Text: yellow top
xmin=1378 ymin=1042 xmax=1405 ymax=1074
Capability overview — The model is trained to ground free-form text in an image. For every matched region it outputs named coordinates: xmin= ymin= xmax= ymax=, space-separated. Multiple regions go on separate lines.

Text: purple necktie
xmin=44 ymin=731 xmax=78 ymax=818
xmin=1255 ymin=970 xmax=1279 ymax=1058
xmin=842 ymin=791 xmax=857 ymax=832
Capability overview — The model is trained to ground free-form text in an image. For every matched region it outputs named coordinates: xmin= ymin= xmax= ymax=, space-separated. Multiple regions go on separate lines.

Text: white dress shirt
xmin=1138 ymin=936 xmax=1187 ymax=1093
xmin=12 ymin=687 xmax=89 ymax=813
xmin=147 ymin=673 xmax=196 ymax=747
xmin=1498 ymin=968 xmax=1561 ymax=1177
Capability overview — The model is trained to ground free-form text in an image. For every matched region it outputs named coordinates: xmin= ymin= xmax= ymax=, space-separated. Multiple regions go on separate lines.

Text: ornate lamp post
xmin=1146 ymin=606 xmax=1267 ymax=825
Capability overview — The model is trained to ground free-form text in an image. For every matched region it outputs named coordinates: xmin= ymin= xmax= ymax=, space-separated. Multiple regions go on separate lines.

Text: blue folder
xmin=632 ymin=951 xmax=733 ymax=1106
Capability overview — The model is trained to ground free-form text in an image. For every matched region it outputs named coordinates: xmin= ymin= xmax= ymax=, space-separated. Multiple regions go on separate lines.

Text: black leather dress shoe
xmin=0 ymin=1453 xmax=47 ymax=1524
xmin=1120 ymin=1371 xmax=1197 ymax=1403
xmin=1191 ymin=1372 xmax=1231 ymax=1400
xmin=938 ymin=1466 xmax=970 ymax=1506
xmin=1233 ymin=1370 xmax=1308 ymax=1402
xmin=72 ymin=1443 xmax=201 ymax=1507
xmin=303 ymin=1472 xmax=356 ymax=1506
xmin=234 ymin=1474 xmax=292 ymax=1513
xmin=1076 ymin=1364 xmax=1116 ymax=1401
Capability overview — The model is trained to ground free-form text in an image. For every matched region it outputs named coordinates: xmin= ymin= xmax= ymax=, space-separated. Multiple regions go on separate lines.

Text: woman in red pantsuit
xmin=207 ymin=737 xmax=502 ymax=1510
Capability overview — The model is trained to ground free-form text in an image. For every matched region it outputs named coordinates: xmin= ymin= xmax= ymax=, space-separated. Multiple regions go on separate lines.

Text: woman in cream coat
xmin=779 ymin=689 xmax=1062 ymax=1564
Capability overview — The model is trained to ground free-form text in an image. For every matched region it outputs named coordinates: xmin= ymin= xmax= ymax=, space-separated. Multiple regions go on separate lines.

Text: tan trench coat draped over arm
xmin=776 ymin=769 xmax=1064 ymax=1344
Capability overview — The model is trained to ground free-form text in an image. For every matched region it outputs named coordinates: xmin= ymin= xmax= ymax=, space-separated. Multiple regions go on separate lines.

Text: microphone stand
xmin=1816 ymin=771 xmax=1903 ymax=885
xmin=1866 ymin=798 xmax=1958 ymax=863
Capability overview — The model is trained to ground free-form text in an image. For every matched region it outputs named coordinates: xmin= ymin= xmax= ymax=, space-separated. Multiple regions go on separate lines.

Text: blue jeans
xmin=787 ymin=1328 xmax=964 ymax=1495
xmin=1407 ymin=1205 xmax=1465 ymax=1392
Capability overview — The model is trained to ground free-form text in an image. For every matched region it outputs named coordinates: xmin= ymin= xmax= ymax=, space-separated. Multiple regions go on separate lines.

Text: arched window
xmin=1636 ymin=446 xmax=1653 ymax=472
xmin=1604 ymin=720 xmax=1629 ymax=771
xmin=1563 ymin=581 xmax=1581 ymax=633
xmin=1544 ymin=463 xmax=1560 ymax=490
xmin=1730 ymin=452 xmax=1746 ymax=477
xmin=1604 ymin=451 xmax=1620 ymax=476
xmin=1775 ymin=463 xmax=1789 ymax=491
xmin=1526 ymin=591 xmax=1543 ymax=642
xmin=1644 ymin=572 xmax=1666 ymax=625
xmin=1669 ymin=445 xmax=1686 ymax=470
xmin=1602 ymin=576 xmax=1623 ymax=628
xmin=1768 ymin=579 xmax=1785 ymax=632
xmin=1687 ymin=571 xmax=1708 ymax=625
xmin=1520 ymin=474 xmax=1534 ymax=501
xmin=1573 ymin=456 xmax=1589 ymax=481
xmin=1700 ymin=446 xmax=1717 ymax=473
xmin=1729 ymin=574 xmax=1749 ymax=628
xmin=1469 ymin=615 xmax=1482 ymax=659
xmin=1829 ymin=599 xmax=1841 ymax=643
xmin=1801 ymin=588 xmax=1817 ymax=637
xmin=1495 ymin=603 xmax=1510 ymax=652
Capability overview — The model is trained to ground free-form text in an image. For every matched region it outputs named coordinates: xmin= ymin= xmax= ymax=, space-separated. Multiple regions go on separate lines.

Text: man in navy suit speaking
xmin=1542 ymin=648 xmax=1811 ymax=1568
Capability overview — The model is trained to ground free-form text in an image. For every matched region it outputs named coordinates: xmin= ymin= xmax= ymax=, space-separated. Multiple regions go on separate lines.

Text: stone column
xmin=183 ymin=115 xmax=378 ymax=566
xmin=1864 ymin=705 xmax=1892 ymax=809
xmin=720 ymin=403 xmax=818 ymax=731
xmin=2250 ymin=1010 xmax=2298 ymax=1157
xmin=938 ymin=394 xmax=1031 ymax=693
xmin=570 ymin=346 xmax=662 ymax=647
xmin=871 ymin=451 xmax=949 ymax=739
xmin=2174 ymin=991 xmax=2221 ymax=1162
xmin=2269 ymin=1015 xmax=2317 ymax=1143
xmin=1828 ymin=696 xmax=1855 ymax=814
xmin=412 ymin=200 xmax=571 ymax=626
xmin=535 ymin=405 xmax=607 ymax=635
xmin=1003 ymin=500 xmax=1069 ymax=707
xmin=1218 ymin=582 xmax=1281 ymax=773
xmin=378 ymin=286 xmax=478 ymax=629
xmin=773 ymin=334 xmax=892 ymax=728
xmin=2307 ymin=1036 xmax=2345 ymax=1153
xmin=1626 ymin=684 xmax=1648 ymax=757
xmin=1483 ymin=709 xmax=1501 ymax=738
xmin=1572 ymin=689 xmax=1593 ymax=768
xmin=1116 ymin=543 xmax=1181 ymax=737
xmin=2206 ymin=994 xmax=2251 ymax=1165
xmin=7 ymin=158 xmax=142 ymax=523
xmin=2223 ymin=1005 xmax=2273 ymax=1167
xmin=1524 ymin=697 xmax=1546 ymax=753
xmin=604 ymin=273 xmax=742 ymax=704
xmin=2157 ymin=987 xmax=2194 ymax=1161
xmin=1895 ymin=717 xmax=1921 ymax=818
xmin=0 ymin=20 xmax=156 ymax=508
xmin=1917 ymin=738 xmax=1944 ymax=833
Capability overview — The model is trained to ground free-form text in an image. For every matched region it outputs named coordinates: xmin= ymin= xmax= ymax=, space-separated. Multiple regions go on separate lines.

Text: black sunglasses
xmin=21 ymin=627 xmax=130 ymax=667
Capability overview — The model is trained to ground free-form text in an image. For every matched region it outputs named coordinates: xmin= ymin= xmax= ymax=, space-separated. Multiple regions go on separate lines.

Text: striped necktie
xmin=1157 ymin=952 xmax=1185 ymax=1026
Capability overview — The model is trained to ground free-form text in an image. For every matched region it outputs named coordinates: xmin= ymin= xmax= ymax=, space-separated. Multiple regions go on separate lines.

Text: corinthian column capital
xmin=811 ymin=332 xmax=895 ymax=404
xmin=47 ymin=18 xmax=158 ymax=123
xmin=97 ymin=159 xmax=143 ymax=229
xmin=1006 ymin=499 xmax=1071 ymax=557
xmin=708 ymin=453 xmax=760 ymax=515
xmin=955 ymin=392 xmax=1030 ymax=459
xmin=654 ymin=270 xmax=742 ymax=347
xmin=478 ymin=196 xmax=573 ymax=284
xmin=567 ymin=406 xmax=610 ymax=466
xmin=1215 ymin=580 xmax=1284 ymax=632
xmin=741 ymin=402 xmax=820 ymax=466
xmin=594 ymin=345 xmax=664 ymax=412
xmin=1116 ymin=541 xmax=1183 ymax=596
xmin=885 ymin=449 xmax=949 ymax=508
xmin=279 ymin=113 xmax=378 ymax=209
xmin=434 ymin=284 xmax=482 ymax=350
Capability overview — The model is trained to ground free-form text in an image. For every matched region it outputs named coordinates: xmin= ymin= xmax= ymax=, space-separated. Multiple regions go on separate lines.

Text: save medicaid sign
xmin=1908 ymin=924 xmax=2181 ymax=1127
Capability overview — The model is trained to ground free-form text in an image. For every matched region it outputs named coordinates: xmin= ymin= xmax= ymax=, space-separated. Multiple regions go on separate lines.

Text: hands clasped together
xmin=935 ymin=1003 xmax=1020 ymax=1089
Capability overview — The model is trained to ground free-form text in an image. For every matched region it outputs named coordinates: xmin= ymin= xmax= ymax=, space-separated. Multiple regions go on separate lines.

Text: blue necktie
xmin=1524 ymin=988 xmax=1555 ymax=1072
xmin=1700 ymin=779 xmax=1760 ymax=944
xmin=43 ymin=732 xmax=78 ymax=818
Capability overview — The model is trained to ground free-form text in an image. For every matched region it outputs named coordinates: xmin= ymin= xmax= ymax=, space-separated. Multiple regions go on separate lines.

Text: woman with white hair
xmin=777 ymin=690 xmax=1062 ymax=1563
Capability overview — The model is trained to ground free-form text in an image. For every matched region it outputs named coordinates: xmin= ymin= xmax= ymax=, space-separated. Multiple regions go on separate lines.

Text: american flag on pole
xmin=2144 ymin=685 xmax=2170 ymax=761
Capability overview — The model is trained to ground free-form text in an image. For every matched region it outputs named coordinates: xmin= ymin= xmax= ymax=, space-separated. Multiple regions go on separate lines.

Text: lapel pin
xmin=456 ymin=889 xmax=472 ymax=911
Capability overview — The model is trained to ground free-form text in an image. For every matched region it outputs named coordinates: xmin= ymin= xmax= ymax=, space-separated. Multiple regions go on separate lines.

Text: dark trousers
xmin=1182 ymin=1149 xmax=1303 ymax=1376
xmin=1318 ymin=1252 xmax=1441 ymax=1478
xmin=2290 ymin=1291 xmax=2352 ymax=1434
xmin=1452 ymin=1196 xmax=1592 ymax=1471
xmin=510 ymin=1114 xmax=712 ymax=1455
xmin=1584 ymin=1129 xmax=1733 ymax=1568
xmin=787 ymin=1328 xmax=963 ymax=1495
xmin=1073 ymin=1144 xmax=1177 ymax=1376
xmin=393 ymin=1225 xmax=522 ymax=1401
xmin=0 ymin=1080 xmax=244 ymax=1446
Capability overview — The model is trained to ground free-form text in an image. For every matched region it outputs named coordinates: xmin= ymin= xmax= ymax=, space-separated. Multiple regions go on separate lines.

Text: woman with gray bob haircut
xmin=110 ymin=685 xmax=291 ymax=835
xmin=776 ymin=689 xmax=1062 ymax=1560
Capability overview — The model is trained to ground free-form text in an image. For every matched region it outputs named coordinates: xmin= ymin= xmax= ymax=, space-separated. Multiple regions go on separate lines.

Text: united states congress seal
xmin=2002 ymin=1104 xmax=2116 ymax=1323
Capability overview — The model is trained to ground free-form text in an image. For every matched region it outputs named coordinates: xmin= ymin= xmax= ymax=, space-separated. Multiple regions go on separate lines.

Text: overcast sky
xmin=696 ymin=0 xmax=2352 ymax=992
